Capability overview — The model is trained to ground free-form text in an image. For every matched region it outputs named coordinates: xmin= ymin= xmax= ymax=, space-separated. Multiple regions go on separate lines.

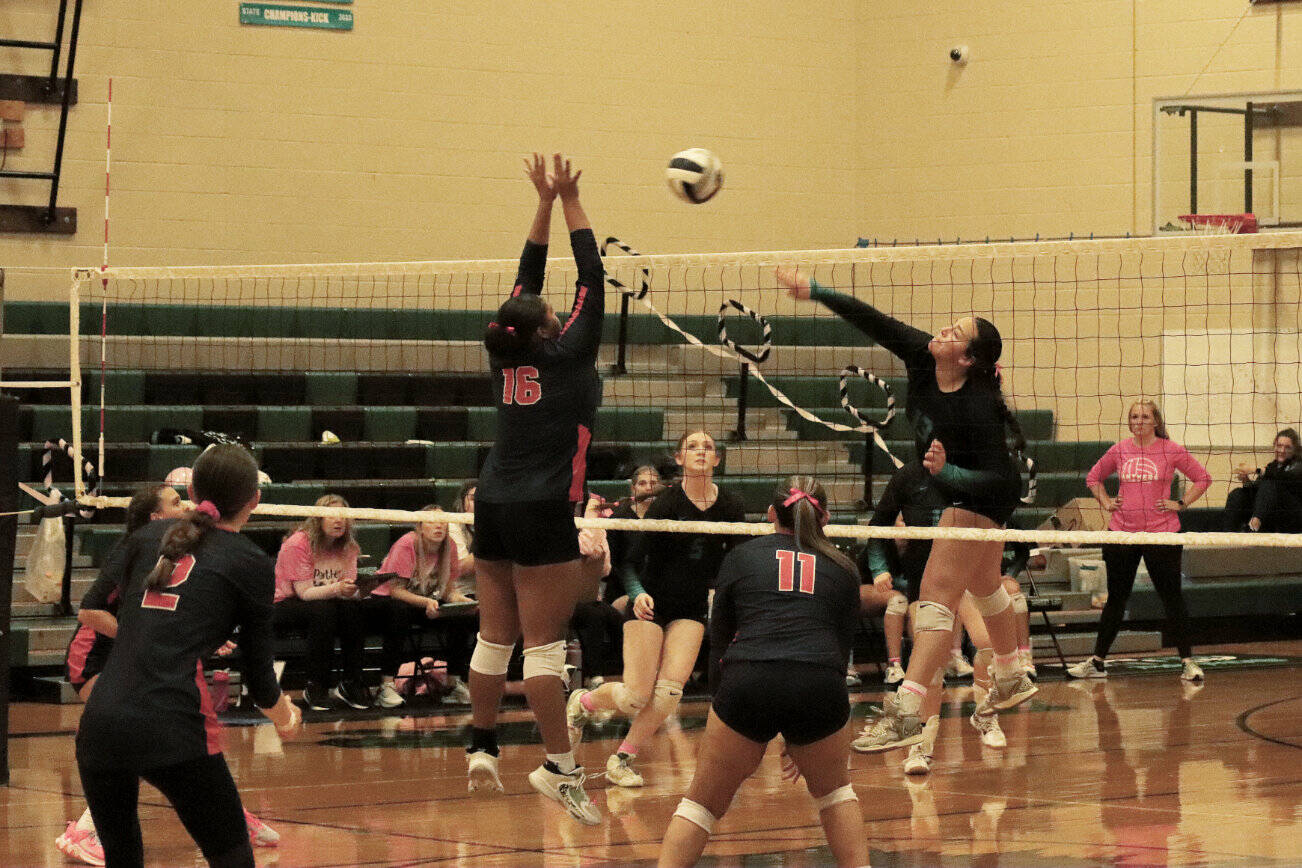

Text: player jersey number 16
xmin=142 ymin=554 xmax=195 ymax=612
xmin=501 ymin=366 xmax=541 ymax=405
xmin=775 ymin=550 xmax=816 ymax=594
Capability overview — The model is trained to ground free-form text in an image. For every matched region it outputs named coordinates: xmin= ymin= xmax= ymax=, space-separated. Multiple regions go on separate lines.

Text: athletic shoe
xmin=969 ymin=709 xmax=1006 ymax=748
xmin=244 ymin=809 xmax=280 ymax=847
xmin=902 ymin=716 xmax=939 ymax=775
xmin=330 ymin=681 xmax=371 ymax=710
xmin=1180 ymin=659 xmax=1205 ymax=682
xmin=845 ymin=667 xmax=862 ymax=689
xmin=466 ymin=750 xmax=504 ymax=793
xmin=528 ymin=763 xmax=602 ymax=825
xmin=55 ymin=822 xmax=105 ymax=867
xmin=605 ymin=752 xmax=645 ymax=788
xmin=374 ymin=682 xmax=405 ymax=709
xmin=444 ymin=679 xmax=472 ymax=705
xmin=857 ymin=710 xmax=923 ymax=753
xmin=983 ymin=670 xmax=1037 ymax=712
xmin=1066 ymin=656 xmax=1107 ymax=680
xmin=884 ymin=662 xmax=906 ymax=685
xmin=302 ymin=683 xmax=334 ymax=711
xmin=584 ymin=675 xmax=605 ymax=689
xmin=566 ymin=688 xmax=591 ymax=747
xmin=851 ymin=693 xmax=899 ymax=753
xmin=944 ymin=652 xmax=974 ymax=679
xmin=1019 ymin=649 xmax=1037 ymax=680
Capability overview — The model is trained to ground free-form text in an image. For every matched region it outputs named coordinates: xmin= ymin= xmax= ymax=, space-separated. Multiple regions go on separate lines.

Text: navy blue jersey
xmin=66 ymin=536 xmax=132 ymax=684
xmin=710 ymin=534 xmax=860 ymax=680
xmin=862 ymin=462 xmax=947 ymax=593
xmin=478 ymin=228 xmax=605 ymax=504
xmin=622 ymin=482 xmax=747 ymax=606
xmin=77 ymin=519 xmax=281 ymax=770
xmin=811 ymin=282 xmax=1021 ymax=511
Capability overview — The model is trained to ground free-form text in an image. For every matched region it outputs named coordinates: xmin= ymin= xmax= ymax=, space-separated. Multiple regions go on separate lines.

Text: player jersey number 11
xmin=501 ymin=366 xmax=541 ymax=405
xmin=775 ymin=550 xmax=816 ymax=594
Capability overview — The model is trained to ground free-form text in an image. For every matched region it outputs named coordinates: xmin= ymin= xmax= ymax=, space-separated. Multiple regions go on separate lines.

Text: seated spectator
xmin=273 ymin=494 xmax=369 ymax=711
xmin=375 ymin=505 xmax=475 ymax=706
xmin=448 ymin=480 xmax=477 ymax=599
xmin=1224 ymin=428 xmax=1302 ymax=532
xmin=572 ymin=494 xmax=624 ymax=688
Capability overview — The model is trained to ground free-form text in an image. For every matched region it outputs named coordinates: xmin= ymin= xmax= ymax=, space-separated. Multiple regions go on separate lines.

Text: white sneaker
xmin=466 ymin=750 xmax=504 ymax=793
xmin=884 ymin=662 xmax=906 ymax=685
xmin=1066 ymin=656 xmax=1107 ymax=680
xmin=981 ymin=671 xmax=1038 ymax=713
xmin=1180 ymin=658 xmax=1205 ymax=682
xmin=375 ymin=682 xmax=405 ymax=709
xmin=902 ymin=715 xmax=939 ymax=775
xmin=944 ymin=652 xmax=974 ymax=679
xmin=969 ymin=710 xmax=1006 ymax=748
xmin=851 ymin=693 xmax=899 ymax=753
xmin=444 ymin=679 xmax=472 ymax=705
xmin=845 ymin=667 xmax=862 ymax=689
xmin=244 ymin=809 xmax=280 ymax=847
xmin=528 ymin=763 xmax=602 ymax=824
xmin=605 ymin=752 xmax=645 ymax=787
xmin=566 ymin=688 xmax=591 ymax=747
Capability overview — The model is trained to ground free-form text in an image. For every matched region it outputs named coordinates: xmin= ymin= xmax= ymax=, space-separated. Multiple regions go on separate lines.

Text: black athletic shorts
xmin=712 ymin=660 xmax=850 ymax=746
xmin=473 ymin=499 xmax=580 ymax=567
xmin=623 ymin=595 xmax=708 ymax=629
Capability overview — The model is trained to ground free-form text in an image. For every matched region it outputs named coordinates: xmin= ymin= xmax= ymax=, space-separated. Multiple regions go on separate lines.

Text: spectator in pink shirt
xmin=273 ymin=494 xmax=369 ymax=711
xmin=1071 ymin=401 xmax=1212 ymax=683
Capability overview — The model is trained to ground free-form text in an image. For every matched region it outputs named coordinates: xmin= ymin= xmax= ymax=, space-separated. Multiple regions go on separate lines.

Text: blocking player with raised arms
xmin=776 ymin=266 xmax=1036 ymax=753
xmin=658 ymin=477 xmax=868 ymax=868
xmin=466 ymin=153 xmax=605 ymax=824
xmin=74 ymin=445 xmax=300 ymax=868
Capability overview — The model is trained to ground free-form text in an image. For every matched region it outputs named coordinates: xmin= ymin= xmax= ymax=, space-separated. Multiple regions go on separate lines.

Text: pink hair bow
xmin=783 ymin=487 xmax=826 ymax=516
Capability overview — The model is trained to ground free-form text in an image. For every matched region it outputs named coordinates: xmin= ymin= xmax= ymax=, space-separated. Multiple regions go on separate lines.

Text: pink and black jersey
xmin=76 ymin=519 xmax=281 ymax=771
xmin=1086 ymin=438 xmax=1211 ymax=533
xmin=709 ymin=534 xmax=861 ymax=684
xmin=478 ymin=228 xmax=605 ymax=505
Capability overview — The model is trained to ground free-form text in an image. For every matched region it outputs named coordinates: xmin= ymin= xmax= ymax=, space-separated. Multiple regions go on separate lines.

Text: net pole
xmin=0 ymin=394 xmax=18 ymax=786
xmin=96 ymin=76 xmax=111 ymax=483
xmin=69 ymin=273 xmax=83 ymax=501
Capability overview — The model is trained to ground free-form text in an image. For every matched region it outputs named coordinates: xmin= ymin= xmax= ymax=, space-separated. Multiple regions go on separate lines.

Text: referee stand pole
xmin=610 ymin=294 xmax=630 ymax=376
xmin=728 ymin=362 xmax=748 ymax=442
xmin=0 ymin=394 xmax=19 ymax=786
xmin=859 ymin=432 xmax=875 ymax=511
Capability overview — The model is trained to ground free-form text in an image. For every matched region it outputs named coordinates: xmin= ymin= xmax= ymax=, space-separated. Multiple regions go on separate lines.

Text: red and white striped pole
xmin=97 ymin=77 xmax=112 ymax=484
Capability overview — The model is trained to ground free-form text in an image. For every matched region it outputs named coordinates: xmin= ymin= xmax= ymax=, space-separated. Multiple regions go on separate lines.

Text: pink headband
xmin=783 ymin=487 xmax=826 ymax=517
xmin=489 ymin=322 xmax=516 ymax=335
xmin=195 ymin=500 xmax=221 ymax=520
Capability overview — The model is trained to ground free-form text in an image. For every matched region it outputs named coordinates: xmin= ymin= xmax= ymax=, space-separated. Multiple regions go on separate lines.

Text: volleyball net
xmin=47 ymin=229 xmax=1302 ymax=547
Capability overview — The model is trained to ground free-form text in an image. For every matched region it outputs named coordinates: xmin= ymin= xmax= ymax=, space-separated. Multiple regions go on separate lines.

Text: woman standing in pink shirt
xmin=1071 ymin=401 xmax=1212 ymax=682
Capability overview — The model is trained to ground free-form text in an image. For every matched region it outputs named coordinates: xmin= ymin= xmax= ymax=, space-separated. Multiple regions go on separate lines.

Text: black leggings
xmin=1224 ymin=481 xmax=1302 ymax=532
xmin=570 ymin=600 xmax=624 ymax=678
xmin=79 ymin=753 xmax=252 ymax=868
xmin=273 ymin=597 xmax=358 ymax=688
xmin=1097 ymin=544 xmax=1191 ymax=659
xmin=347 ymin=596 xmax=410 ymax=678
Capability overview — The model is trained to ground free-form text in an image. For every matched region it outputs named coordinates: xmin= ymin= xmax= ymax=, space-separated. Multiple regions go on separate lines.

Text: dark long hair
xmin=1277 ymin=427 xmax=1301 ymax=459
xmin=455 ymin=479 xmax=477 ymax=548
xmin=484 ymin=295 xmax=549 ymax=357
xmin=126 ymin=483 xmax=171 ymax=535
xmin=771 ymin=475 xmax=859 ymax=580
xmin=967 ymin=317 xmax=1028 ymax=466
xmin=145 ymin=444 xmax=260 ymax=591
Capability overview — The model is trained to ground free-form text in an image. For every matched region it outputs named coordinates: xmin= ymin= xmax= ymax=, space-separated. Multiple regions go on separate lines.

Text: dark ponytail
xmin=771 ymin=475 xmax=859 ymax=580
xmin=968 ymin=318 xmax=1032 ymax=498
xmin=125 ymin=483 xmax=170 ymax=535
xmin=484 ymin=295 xmax=549 ymax=357
xmin=145 ymin=444 xmax=259 ymax=591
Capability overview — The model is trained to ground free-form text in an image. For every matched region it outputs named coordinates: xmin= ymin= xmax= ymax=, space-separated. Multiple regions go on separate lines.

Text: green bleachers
xmin=725 ymin=375 xmax=909 ymax=409
xmin=784 ymin=407 xmax=1055 ymax=442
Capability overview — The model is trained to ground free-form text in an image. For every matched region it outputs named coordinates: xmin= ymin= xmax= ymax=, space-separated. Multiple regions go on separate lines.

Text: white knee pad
xmin=521 ymin=640 xmax=567 ymax=680
xmin=612 ymin=681 xmax=649 ymax=715
xmin=469 ymin=634 xmax=514 ymax=676
xmin=1011 ymin=592 xmax=1028 ymax=615
xmin=914 ymin=600 xmax=955 ymax=633
xmin=972 ymin=586 xmax=1012 ymax=617
xmin=652 ymin=679 xmax=684 ymax=718
xmin=885 ymin=592 xmax=908 ymax=616
xmin=673 ymin=797 xmax=716 ymax=833
xmin=815 ymin=783 xmax=858 ymax=811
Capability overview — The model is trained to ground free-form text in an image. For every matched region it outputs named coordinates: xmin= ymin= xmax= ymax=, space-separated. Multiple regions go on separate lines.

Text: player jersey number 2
xmin=142 ymin=554 xmax=195 ymax=612
xmin=501 ymin=366 xmax=541 ymax=405
xmin=775 ymin=550 xmax=816 ymax=594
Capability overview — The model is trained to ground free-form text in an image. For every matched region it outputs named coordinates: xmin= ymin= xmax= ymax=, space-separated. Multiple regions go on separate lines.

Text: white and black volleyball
xmin=665 ymin=148 xmax=724 ymax=204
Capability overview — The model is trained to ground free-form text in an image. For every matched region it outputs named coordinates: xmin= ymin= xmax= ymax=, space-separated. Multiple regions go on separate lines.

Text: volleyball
xmin=665 ymin=148 xmax=724 ymax=204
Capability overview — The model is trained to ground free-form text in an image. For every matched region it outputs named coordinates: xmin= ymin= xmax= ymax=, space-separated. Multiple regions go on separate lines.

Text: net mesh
xmin=58 ymin=230 xmax=1302 ymax=547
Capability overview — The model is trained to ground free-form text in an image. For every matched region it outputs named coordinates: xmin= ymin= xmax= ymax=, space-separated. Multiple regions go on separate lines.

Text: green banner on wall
xmin=239 ymin=3 xmax=354 ymax=30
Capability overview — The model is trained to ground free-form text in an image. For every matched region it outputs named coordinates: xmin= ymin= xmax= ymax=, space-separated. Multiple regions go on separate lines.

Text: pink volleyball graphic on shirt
xmin=1119 ymin=456 xmax=1161 ymax=482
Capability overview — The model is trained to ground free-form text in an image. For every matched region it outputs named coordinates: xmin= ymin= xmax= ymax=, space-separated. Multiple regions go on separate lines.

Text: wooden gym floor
xmin=3 ymin=641 xmax=1300 ymax=867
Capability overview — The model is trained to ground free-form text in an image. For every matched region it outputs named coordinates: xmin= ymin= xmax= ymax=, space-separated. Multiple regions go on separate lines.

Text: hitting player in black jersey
xmin=75 ymin=445 xmax=300 ymax=868
xmin=467 ymin=153 xmax=604 ymax=824
xmin=567 ymin=429 xmax=746 ymax=789
xmin=776 ymin=266 xmax=1036 ymax=753
xmin=657 ymin=477 xmax=869 ymax=868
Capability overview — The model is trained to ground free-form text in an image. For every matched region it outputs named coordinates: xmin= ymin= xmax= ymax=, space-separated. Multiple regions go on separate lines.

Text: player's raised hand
xmin=524 ymin=152 xmax=556 ymax=201
xmin=774 ymin=266 xmax=812 ymax=300
xmin=554 ymin=153 xmax=582 ymax=201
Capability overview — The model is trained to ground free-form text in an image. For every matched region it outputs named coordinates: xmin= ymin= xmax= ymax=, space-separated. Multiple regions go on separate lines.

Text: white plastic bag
xmin=24 ymin=514 xmax=66 ymax=603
